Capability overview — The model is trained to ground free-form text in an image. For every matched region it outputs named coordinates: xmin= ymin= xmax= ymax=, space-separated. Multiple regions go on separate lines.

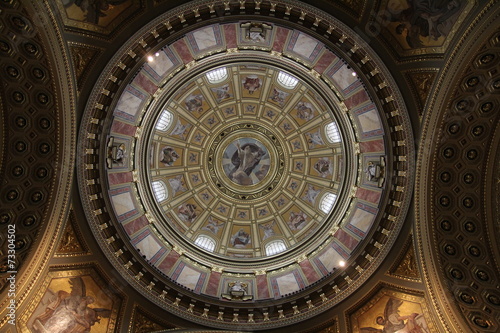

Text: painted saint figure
xmin=229 ymin=142 xmax=266 ymax=186
xmin=361 ymin=298 xmax=430 ymax=333
xmin=32 ymin=277 xmax=111 ymax=333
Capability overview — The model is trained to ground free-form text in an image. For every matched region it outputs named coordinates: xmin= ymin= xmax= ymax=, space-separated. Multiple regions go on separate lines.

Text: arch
xmin=265 ymin=240 xmax=287 ymax=256
xmin=325 ymin=122 xmax=341 ymax=143
xmin=277 ymin=71 xmax=299 ymax=89
xmin=156 ymin=110 xmax=173 ymax=131
xmin=320 ymin=192 xmax=337 ymax=214
xmin=194 ymin=235 xmax=216 ymax=252
xmin=206 ymin=67 xmax=228 ymax=84
xmin=151 ymin=180 xmax=168 ymax=202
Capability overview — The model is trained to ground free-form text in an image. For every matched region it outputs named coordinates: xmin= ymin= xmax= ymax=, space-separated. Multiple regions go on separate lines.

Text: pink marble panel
xmin=256 ymin=274 xmax=270 ymax=299
xmin=111 ymin=120 xmax=137 ymax=136
xmin=272 ymin=27 xmax=289 ymax=52
xmin=299 ymin=260 xmax=320 ymax=284
xmin=314 ymin=51 xmax=339 ymax=74
xmin=223 ymin=24 xmax=237 ymax=48
xmin=359 ymin=139 xmax=384 ymax=153
xmin=356 ymin=187 xmax=382 ymax=204
xmin=343 ymin=89 xmax=370 ymax=109
xmin=334 ymin=229 xmax=359 ymax=251
xmin=123 ymin=215 xmax=148 ymax=236
xmin=205 ymin=271 xmax=222 ymax=296
xmin=108 ymin=172 xmax=133 ymax=186
xmin=173 ymin=39 xmax=194 ymax=63
xmin=133 ymin=72 xmax=158 ymax=95
xmin=157 ymin=250 xmax=180 ymax=274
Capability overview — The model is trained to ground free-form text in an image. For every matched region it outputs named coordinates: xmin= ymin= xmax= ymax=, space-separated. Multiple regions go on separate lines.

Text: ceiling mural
xmin=19 ymin=267 xmax=122 ymax=333
xmin=77 ymin=0 xmax=414 ymax=328
xmin=1 ymin=0 xmax=498 ymax=332
xmin=56 ymin=0 xmax=142 ymax=36
xmin=372 ymin=0 xmax=472 ymax=57
xmin=349 ymin=286 xmax=434 ymax=333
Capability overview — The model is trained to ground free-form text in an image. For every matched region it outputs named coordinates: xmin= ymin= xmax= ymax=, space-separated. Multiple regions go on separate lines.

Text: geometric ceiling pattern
xmin=1 ymin=0 xmax=499 ymax=332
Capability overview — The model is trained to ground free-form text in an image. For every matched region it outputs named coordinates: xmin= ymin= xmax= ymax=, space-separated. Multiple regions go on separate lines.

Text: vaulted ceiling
xmin=0 ymin=1 xmax=499 ymax=332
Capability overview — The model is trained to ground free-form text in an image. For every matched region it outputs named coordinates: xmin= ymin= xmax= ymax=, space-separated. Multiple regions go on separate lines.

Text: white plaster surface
xmin=136 ymin=234 xmax=162 ymax=260
xmin=176 ymin=265 xmax=201 ymax=290
xmin=350 ymin=207 xmax=375 ymax=233
xmin=357 ymin=109 xmax=381 ymax=133
xmin=332 ymin=65 xmax=358 ymax=90
xmin=116 ymin=89 xmax=143 ymax=116
xmin=293 ymin=33 xmax=318 ymax=59
xmin=317 ymin=246 xmax=343 ymax=272
xmin=276 ymin=273 xmax=300 ymax=295
xmin=111 ymin=191 xmax=135 ymax=216
xmin=193 ymin=27 xmax=217 ymax=50
xmin=147 ymin=52 xmax=174 ymax=77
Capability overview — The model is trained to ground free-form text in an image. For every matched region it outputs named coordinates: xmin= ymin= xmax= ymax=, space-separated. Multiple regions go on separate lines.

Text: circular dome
xmin=77 ymin=1 xmax=414 ymax=330
xmin=138 ymin=60 xmax=349 ymax=266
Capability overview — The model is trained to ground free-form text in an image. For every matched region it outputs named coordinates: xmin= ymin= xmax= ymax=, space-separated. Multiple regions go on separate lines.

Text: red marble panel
xmin=359 ymin=139 xmax=384 ymax=153
xmin=343 ymin=89 xmax=370 ymax=109
xmin=157 ymin=250 xmax=180 ymax=274
xmin=133 ymin=72 xmax=158 ymax=95
xmin=205 ymin=271 xmax=222 ymax=296
xmin=223 ymin=24 xmax=237 ymax=48
xmin=356 ymin=187 xmax=382 ymax=204
xmin=108 ymin=172 xmax=133 ymax=186
xmin=272 ymin=27 xmax=289 ymax=52
xmin=299 ymin=260 xmax=320 ymax=284
xmin=256 ymin=274 xmax=270 ymax=299
xmin=314 ymin=51 xmax=338 ymax=74
xmin=334 ymin=229 xmax=359 ymax=251
xmin=173 ymin=39 xmax=194 ymax=63
xmin=123 ymin=215 xmax=148 ymax=236
xmin=111 ymin=120 xmax=137 ymax=136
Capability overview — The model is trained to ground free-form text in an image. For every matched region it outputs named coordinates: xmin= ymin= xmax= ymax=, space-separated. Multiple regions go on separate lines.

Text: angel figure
xmin=202 ymin=216 xmax=225 ymax=234
xmin=32 ymin=276 xmax=111 ymax=333
xmin=361 ymin=298 xmax=430 ymax=333
xmin=259 ymin=221 xmax=276 ymax=240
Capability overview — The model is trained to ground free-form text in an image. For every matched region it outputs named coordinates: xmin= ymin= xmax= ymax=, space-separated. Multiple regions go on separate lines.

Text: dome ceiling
xmin=144 ymin=62 xmax=346 ymax=263
xmin=77 ymin=0 xmax=414 ymax=330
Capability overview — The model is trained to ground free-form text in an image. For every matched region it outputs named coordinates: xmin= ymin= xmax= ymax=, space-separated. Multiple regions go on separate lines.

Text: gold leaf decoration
xmin=69 ymin=45 xmax=99 ymax=90
xmin=55 ymin=210 xmax=88 ymax=256
xmin=131 ymin=307 xmax=176 ymax=333
xmin=392 ymin=243 xmax=421 ymax=281
xmin=406 ymin=71 xmax=437 ymax=118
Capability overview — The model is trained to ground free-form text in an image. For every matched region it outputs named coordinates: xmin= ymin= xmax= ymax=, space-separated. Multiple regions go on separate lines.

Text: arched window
xmin=151 ymin=181 xmax=168 ymax=202
xmin=206 ymin=67 xmax=228 ymax=84
xmin=156 ymin=110 xmax=173 ymax=131
xmin=194 ymin=235 xmax=216 ymax=252
xmin=277 ymin=71 xmax=299 ymax=89
xmin=320 ymin=192 xmax=337 ymax=214
xmin=265 ymin=240 xmax=287 ymax=256
xmin=325 ymin=122 xmax=341 ymax=143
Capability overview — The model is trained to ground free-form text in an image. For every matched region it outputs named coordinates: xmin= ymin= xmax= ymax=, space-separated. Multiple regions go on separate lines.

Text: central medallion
xmin=222 ymin=137 xmax=270 ymax=186
xmin=207 ymin=123 xmax=285 ymax=200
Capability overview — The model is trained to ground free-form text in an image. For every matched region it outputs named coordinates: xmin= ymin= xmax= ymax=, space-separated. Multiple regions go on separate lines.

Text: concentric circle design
xmin=144 ymin=62 xmax=345 ymax=262
xmin=77 ymin=1 xmax=414 ymax=329
xmin=209 ymin=123 xmax=284 ymax=199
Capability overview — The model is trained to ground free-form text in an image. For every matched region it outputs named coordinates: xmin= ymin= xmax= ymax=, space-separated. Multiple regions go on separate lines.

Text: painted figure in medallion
xmin=231 ymin=229 xmax=251 ymax=248
xmin=288 ymin=211 xmax=308 ymax=231
xmin=242 ymin=75 xmax=262 ymax=94
xmin=177 ymin=203 xmax=198 ymax=223
xmin=296 ymin=101 xmax=315 ymax=121
xmin=226 ymin=141 xmax=267 ymax=186
xmin=160 ymin=146 xmax=179 ymax=166
xmin=313 ymin=157 xmax=333 ymax=178
xmin=185 ymin=94 xmax=204 ymax=113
